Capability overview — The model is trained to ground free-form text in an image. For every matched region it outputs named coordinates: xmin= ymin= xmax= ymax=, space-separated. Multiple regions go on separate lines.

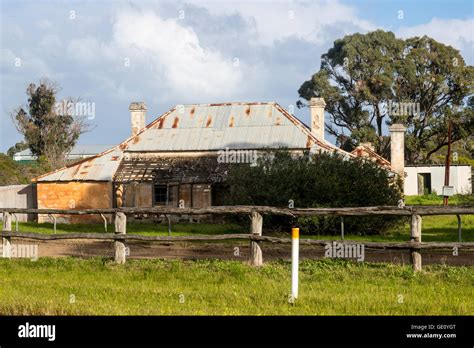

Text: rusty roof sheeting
xmin=126 ymin=103 xmax=347 ymax=152
xmin=33 ymin=148 xmax=123 ymax=182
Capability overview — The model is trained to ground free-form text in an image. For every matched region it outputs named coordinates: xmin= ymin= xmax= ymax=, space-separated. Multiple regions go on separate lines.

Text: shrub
xmin=222 ymin=150 xmax=402 ymax=235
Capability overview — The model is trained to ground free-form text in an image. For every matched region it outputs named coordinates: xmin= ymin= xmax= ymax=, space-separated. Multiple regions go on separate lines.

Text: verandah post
xmin=114 ymin=212 xmax=127 ymax=264
xmin=249 ymin=211 xmax=263 ymax=266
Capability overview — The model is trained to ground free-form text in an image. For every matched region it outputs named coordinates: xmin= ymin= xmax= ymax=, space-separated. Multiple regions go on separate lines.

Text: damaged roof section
xmin=33 ymin=148 xmax=123 ymax=182
xmin=351 ymin=145 xmax=392 ymax=169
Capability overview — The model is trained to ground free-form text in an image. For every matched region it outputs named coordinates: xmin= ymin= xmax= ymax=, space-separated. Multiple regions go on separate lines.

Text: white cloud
xmin=64 ymin=9 xmax=243 ymax=100
xmin=67 ymin=37 xmax=111 ymax=65
xmin=114 ymin=11 xmax=242 ymax=97
xmin=194 ymin=0 xmax=376 ymax=45
xmin=0 ymin=48 xmax=16 ymax=71
xmin=39 ymin=35 xmax=62 ymax=51
xmin=37 ymin=19 xmax=53 ymax=30
xmin=397 ymin=18 xmax=474 ymax=62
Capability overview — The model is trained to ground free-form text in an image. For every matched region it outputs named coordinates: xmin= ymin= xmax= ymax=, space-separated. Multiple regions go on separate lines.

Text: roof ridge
xmin=174 ymin=101 xmax=276 ymax=107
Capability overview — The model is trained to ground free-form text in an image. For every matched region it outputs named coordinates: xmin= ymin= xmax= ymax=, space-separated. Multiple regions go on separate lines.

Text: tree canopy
xmin=298 ymin=30 xmax=473 ymax=164
xmin=11 ymin=79 xmax=90 ymax=169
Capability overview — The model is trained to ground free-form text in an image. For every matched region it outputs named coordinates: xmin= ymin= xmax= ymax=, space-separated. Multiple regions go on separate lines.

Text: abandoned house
xmin=31 ymin=98 xmax=406 ymax=222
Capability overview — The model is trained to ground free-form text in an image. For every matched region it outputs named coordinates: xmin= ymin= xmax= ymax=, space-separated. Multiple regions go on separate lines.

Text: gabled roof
xmin=33 ymin=102 xmax=353 ymax=182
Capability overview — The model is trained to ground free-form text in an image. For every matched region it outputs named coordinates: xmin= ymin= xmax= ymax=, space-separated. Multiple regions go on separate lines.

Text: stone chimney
xmin=129 ymin=102 xmax=147 ymax=136
xmin=389 ymin=124 xmax=406 ymax=178
xmin=309 ymin=97 xmax=326 ymax=140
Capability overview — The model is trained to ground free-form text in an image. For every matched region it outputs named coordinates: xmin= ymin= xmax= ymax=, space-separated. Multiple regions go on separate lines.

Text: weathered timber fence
xmin=1 ymin=205 xmax=473 ymax=271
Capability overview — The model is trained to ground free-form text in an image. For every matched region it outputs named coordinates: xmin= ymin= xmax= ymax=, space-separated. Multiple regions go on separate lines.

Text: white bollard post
xmin=291 ymin=227 xmax=299 ymax=300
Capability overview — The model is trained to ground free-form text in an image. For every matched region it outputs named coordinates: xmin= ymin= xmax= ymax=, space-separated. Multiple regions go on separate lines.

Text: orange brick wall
xmin=37 ymin=182 xmax=112 ymax=223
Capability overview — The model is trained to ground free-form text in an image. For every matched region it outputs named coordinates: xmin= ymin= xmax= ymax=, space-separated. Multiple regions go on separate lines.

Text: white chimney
xmin=129 ymin=102 xmax=147 ymax=136
xmin=389 ymin=124 xmax=406 ymax=178
xmin=309 ymin=97 xmax=326 ymax=140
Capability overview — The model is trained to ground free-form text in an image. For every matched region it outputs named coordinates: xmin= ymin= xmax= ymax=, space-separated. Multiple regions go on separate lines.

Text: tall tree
xmin=11 ymin=79 xmax=90 ymax=168
xmin=298 ymin=30 xmax=473 ymax=163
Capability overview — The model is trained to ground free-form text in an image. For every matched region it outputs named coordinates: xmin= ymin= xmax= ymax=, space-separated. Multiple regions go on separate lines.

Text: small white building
xmin=404 ymin=164 xmax=472 ymax=196
xmin=13 ymin=145 xmax=113 ymax=163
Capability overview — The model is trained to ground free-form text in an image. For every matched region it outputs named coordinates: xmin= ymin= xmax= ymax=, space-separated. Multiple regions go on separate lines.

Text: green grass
xmin=0 ymin=258 xmax=472 ymax=315
xmin=302 ymin=215 xmax=474 ymax=242
xmin=405 ymin=193 xmax=474 ymax=206
xmin=17 ymin=221 xmax=244 ymax=236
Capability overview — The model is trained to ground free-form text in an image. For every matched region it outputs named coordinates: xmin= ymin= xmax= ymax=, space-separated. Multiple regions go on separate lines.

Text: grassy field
xmin=405 ymin=193 xmax=474 ymax=206
xmin=2 ymin=194 xmax=472 ymax=316
xmin=17 ymin=221 xmax=243 ymax=236
xmin=0 ymin=258 xmax=472 ymax=315
xmin=303 ymin=214 xmax=474 ymax=242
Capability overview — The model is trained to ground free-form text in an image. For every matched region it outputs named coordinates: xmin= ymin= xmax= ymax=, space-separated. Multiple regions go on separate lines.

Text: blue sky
xmin=1 ymin=0 xmax=473 ymax=152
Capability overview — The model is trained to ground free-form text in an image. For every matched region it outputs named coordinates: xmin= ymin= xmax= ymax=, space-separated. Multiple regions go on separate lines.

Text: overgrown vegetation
xmin=0 ymin=153 xmax=49 ymax=185
xmin=0 ymin=258 xmax=471 ymax=315
xmin=223 ymin=151 xmax=402 ymax=235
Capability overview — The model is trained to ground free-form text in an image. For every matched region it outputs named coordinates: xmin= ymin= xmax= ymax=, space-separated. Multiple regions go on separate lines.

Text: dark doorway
xmin=417 ymin=173 xmax=432 ymax=195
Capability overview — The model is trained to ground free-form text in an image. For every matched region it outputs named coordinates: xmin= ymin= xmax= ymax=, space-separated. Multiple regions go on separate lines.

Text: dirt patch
xmin=9 ymin=238 xmax=474 ymax=266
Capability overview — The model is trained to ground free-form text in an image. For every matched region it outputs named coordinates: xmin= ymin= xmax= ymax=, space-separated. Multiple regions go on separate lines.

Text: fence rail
xmin=2 ymin=231 xmax=474 ymax=250
xmin=1 ymin=205 xmax=473 ymax=270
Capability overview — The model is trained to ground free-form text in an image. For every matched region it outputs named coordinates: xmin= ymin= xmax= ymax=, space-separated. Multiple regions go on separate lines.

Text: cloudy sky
xmin=0 ymin=0 xmax=473 ymax=152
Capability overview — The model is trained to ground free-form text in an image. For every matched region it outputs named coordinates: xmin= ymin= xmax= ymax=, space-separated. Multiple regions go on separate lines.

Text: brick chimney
xmin=389 ymin=124 xmax=406 ymax=178
xmin=129 ymin=102 xmax=147 ymax=136
xmin=309 ymin=97 xmax=326 ymax=140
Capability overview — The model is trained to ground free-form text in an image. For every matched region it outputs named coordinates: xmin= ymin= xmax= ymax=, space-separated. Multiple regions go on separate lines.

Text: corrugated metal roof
xmin=34 ymin=102 xmax=352 ymax=182
xmin=126 ymin=102 xmax=335 ymax=152
xmin=34 ymin=148 xmax=123 ymax=182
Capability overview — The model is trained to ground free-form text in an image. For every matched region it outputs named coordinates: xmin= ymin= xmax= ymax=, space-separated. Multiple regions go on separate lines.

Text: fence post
xmin=410 ymin=214 xmax=422 ymax=272
xmin=114 ymin=212 xmax=127 ymax=264
xmin=249 ymin=211 xmax=263 ymax=266
xmin=291 ymin=228 xmax=299 ymax=300
xmin=456 ymin=214 xmax=462 ymax=242
xmin=2 ymin=212 xmax=12 ymax=258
